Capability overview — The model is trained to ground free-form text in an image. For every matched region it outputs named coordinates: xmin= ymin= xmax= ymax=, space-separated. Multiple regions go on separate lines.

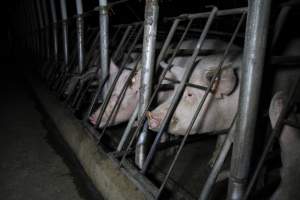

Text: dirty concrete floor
xmin=0 ymin=65 xmax=101 ymax=200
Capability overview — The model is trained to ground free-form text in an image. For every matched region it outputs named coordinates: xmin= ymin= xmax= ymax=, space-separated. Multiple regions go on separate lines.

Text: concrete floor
xmin=0 ymin=65 xmax=100 ymax=200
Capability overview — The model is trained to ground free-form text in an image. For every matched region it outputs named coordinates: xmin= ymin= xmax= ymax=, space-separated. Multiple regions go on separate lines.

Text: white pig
xmin=269 ymin=91 xmax=300 ymax=200
xmin=89 ymin=60 xmax=176 ymax=127
xmin=148 ymin=51 xmax=242 ymax=135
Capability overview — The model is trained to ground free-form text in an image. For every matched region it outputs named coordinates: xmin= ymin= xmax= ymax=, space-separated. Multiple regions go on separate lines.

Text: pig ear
xmin=269 ymin=91 xmax=287 ymax=128
xmin=110 ymin=60 xmax=119 ymax=74
xmin=215 ymin=68 xmax=237 ymax=98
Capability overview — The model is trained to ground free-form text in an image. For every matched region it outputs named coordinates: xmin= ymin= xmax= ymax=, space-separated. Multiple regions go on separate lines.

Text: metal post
xmin=227 ymin=0 xmax=271 ymax=199
xmin=60 ymin=0 xmax=69 ymax=66
xmin=50 ymin=0 xmax=58 ymax=62
xmin=41 ymin=0 xmax=50 ymax=61
xmin=135 ymin=0 xmax=159 ymax=169
xmin=99 ymin=0 xmax=109 ymax=96
xmin=75 ymin=0 xmax=84 ymax=73
xmin=36 ymin=0 xmax=44 ymax=60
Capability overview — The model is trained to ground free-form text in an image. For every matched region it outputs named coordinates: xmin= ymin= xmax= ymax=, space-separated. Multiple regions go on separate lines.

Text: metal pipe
xmin=99 ymin=0 xmax=109 ymax=96
xmin=75 ymin=0 xmax=84 ymax=73
xmin=117 ymin=106 xmax=139 ymax=151
xmin=199 ymin=117 xmax=236 ymax=200
xmin=36 ymin=0 xmax=44 ymax=59
xmin=41 ymin=0 xmax=50 ymax=61
xmin=50 ymin=0 xmax=58 ymax=62
xmin=155 ymin=19 xmax=180 ymax=71
xmin=227 ymin=0 xmax=271 ymax=199
xmin=135 ymin=0 xmax=159 ymax=169
xmin=60 ymin=0 xmax=69 ymax=66
xmin=164 ymin=7 xmax=247 ymax=21
xmin=75 ymin=0 xmax=83 ymax=15
xmin=112 ymin=25 xmax=132 ymax=60
xmin=271 ymin=6 xmax=291 ymax=48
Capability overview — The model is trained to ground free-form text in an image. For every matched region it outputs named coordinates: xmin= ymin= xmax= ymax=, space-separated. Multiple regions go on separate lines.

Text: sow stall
xmin=15 ymin=0 xmax=300 ymax=199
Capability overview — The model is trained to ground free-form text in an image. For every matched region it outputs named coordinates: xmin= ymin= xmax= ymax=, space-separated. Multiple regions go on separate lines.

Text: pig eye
xmin=187 ymin=92 xmax=193 ymax=97
xmin=205 ymin=71 xmax=215 ymax=82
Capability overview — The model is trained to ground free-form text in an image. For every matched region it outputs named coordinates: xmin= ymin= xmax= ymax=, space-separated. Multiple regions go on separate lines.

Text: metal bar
xmin=141 ymin=7 xmax=218 ymax=175
xmin=84 ymin=75 xmax=109 ymax=121
xmin=75 ymin=0 xmax=83 ymax=15
xmin=165 ymin=7 xmax=248 ymax=21
xmin=155 ymin=11 xmax=246 ymax=199
xmin=99 ymin=0 xmax=109 ymax=96
xmin=35 ymin=0 xmax=44 ymax=59
xmin=112 ymin=25 xmax=132 ymax=60
xmin=136 ymin=0 xmax=159 ymax=169
xmin=271 ymin=6 xmax=291 ymax=48
xmin=60 ymin=0 xmax=69 ymax=66
xmin=50 ymin=0 xmax=58 ymax=62
xmin=227 ymin=1 xmax=272 ymax=199
xmin=242 ymin=79 xmax=299 ymax=200
xmin=75 ymin=0 xmax=84 ymax=73
xmin=155 ymin=19 xmax=180 ymax=71
xmin=117 ymin=106 xmax=139 ymax=151
xmin=41 ymin=0 xmax=51 ymax=61
xmin=199 ymin=117 xmax=236 ymax=200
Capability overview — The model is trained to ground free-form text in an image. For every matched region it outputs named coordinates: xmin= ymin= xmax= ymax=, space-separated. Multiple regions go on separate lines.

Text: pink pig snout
xmin=147 ymin=111 xmax=165 ymax=129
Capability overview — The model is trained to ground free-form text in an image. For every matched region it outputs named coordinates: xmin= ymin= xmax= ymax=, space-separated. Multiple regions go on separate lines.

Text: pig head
xmin=89 ymin=60 xmax=176 ymax=128
xmin=148 ymin=51 xmax=242 ymax=135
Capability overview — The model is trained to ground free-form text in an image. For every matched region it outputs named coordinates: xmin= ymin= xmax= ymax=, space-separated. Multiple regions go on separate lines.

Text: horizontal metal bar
xmin=164 ymin=77 xmax=209 ymax=91
xmin=165 ymin=7 xmax=247 ymax=21
xmin=177 ymin=27 xmax=245 ymax=38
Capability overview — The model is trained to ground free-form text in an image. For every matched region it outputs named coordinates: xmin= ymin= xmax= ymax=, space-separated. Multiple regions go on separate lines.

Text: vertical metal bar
xmin=112 ymin=26 xmax=132 ymax=60
xmin=199 ymin=118 xmax=236 ymax=200
xmin=50 ymin=0 xmax=58 ymax=62
xmin=99 ymin=0 xmax=109 ymax=96
xmin=36 ymin=0 xmax=44 ymax=59
xmin=155 ymin=19 xmax=180 ymax=71
xmin=227 ymin=0 xmax=271 ymax=199
xmin=271 ymin=6 xmax=291 ymax=48
xmin=60 ymin=0 xmax=69 ymax=66
xmin=135 ymin=0 xmax=159 ymax=169
xmin=41 ymin=0 xmax=50 ymax=61
xmin=117 ymin=106 xmax=139 ymax=151
xmin=75 ymin=0 xmax=84 ymax=73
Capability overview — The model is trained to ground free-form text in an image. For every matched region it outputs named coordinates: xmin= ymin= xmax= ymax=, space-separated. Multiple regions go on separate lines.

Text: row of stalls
xmin=12 ymin=0 xmax=300 ymax=199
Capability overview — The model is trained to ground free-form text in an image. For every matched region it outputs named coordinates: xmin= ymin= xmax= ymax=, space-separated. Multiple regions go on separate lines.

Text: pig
xmin=269 ymin=91 xmax=300 ymax=200
xmin=148 ymin=51 xmax=242 ymax=135
xmin=89 ymin=59 xmax=176 ymax=127
xmin=89 ymin=39 xmax=240 ymax=128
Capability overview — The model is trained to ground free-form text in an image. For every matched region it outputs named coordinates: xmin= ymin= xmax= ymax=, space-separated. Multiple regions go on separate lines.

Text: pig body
xmin=269 ymin=92 xmax=300 ymax=200
xmin=148 ymin=42 xmax=242 ymax=135
xmin=269 ymin=38 xmax=300 ymax=200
